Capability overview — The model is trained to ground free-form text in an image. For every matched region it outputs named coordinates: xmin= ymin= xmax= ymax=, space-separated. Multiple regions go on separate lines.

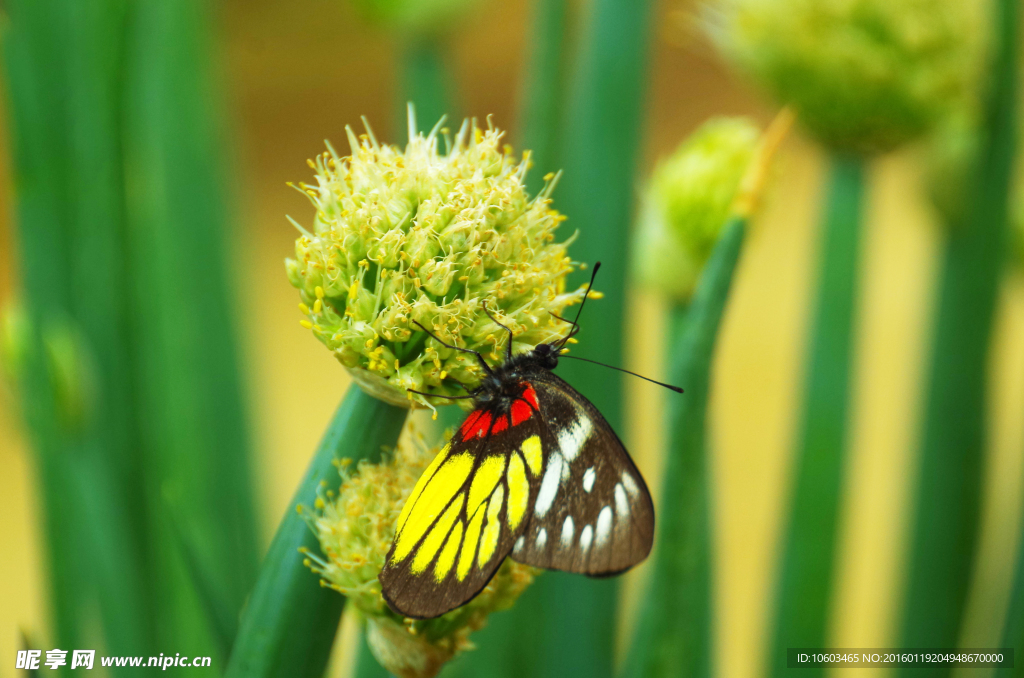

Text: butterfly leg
xmin=411 ymin=320 xmax=495 ymax=375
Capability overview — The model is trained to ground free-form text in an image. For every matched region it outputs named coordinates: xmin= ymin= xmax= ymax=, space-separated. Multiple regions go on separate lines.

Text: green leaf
xmin=769 ymin=154 xmax=866 ymax=677
xmin=901 ymin=0 xmax=1018 ymax=668
xmin=226 ymin=387 xmax=408 ymax=678
xmin=621 ymin=216 xmax=748 ymax=678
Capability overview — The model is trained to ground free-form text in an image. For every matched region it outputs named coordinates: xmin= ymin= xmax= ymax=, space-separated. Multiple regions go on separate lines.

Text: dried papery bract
xmin=304 ymin=433 xmax=536 ymax=678
xmin=286 ymin=113 xmax=587 ymax=412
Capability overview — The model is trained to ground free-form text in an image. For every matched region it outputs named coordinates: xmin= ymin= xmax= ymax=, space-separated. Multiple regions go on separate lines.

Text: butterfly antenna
xmin=482 ymin=301 xmax=514 ymax=362
xmin=556 ymin=262 xmax=601 ymax=350
xmin=559 ymin=355 xmax=684 ymax=393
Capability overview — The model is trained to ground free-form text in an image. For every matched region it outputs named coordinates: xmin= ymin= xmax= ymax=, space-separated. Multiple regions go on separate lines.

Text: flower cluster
xmin=632 ymin=117 xmax=760 ymax=299
xmin=304 ymin=430 xmax=536 ymax=678
xmin=712 ymin=0 xmax=985 ymax=153
xmin=286 ymin=116 xmax=586 ymax=410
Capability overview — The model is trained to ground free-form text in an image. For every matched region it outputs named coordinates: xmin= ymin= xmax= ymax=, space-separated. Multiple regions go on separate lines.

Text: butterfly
xmin=378 ymin=262 xmax=683 ymax=619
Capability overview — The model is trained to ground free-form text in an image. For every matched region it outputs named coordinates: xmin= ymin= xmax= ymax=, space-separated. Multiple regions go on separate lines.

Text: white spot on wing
xmin=595 ymin=507 xmax=613 ymax=547
xmin=535 ymin=453 xmax=564 ymax=517
xmin=536 ymin=527 xmax=548 ymax=549
xmin=558 ymin=417 xmax=593 ymax=463
xmin=614 ymin=483 xmax=630 ymax=518
xmin=583 ymin=467 xmax=596 ymax=493
xmin=621 ymin=472 xmax=640 ymax=498
xmin=580 ymin=524 xmax=593 ymax=553
xmin=514 ymin=536 xmax=524 ymax=553
xmin=560 ymin=516 xmax=575 ymax=548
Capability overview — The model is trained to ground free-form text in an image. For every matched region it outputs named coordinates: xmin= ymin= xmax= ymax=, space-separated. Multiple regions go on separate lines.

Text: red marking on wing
xmin=510 ymin=399 xmax=532 ymax=427
xmin=522 ymin=384 xmax=539 ymax=410
xmin=492 ymin=414 xmax=510 ymax=434
xmin=461 ymin=410 xmax=492 ymax=439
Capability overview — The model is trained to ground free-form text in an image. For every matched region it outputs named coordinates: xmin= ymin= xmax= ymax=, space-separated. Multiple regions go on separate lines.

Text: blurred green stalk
xmin=401 ymin=36 xmax=452 ymax=139
xmin=899 ymin=0 xmax=1017 ymax=667
xmin=226 ymin=387 xmax=407 ymax=678
xmin=999 ymin=508 xmax=1024 ymax=677
xmin=122 ymin=0 xmax=262 ymax=665
xmin=527 ymin=0 xmax=654 ymax=676
xmin=770 ymin=154 xmax=865 ymax=677
xmin=519 ymin=0 xmax=569 ymax=194
xmin=621 ymin=215 xmax=748 ymax=678
xmin=4 ymin=0 xmax=264 ymax=671
xmin=441 ymin=2 xmax=568 ymax=672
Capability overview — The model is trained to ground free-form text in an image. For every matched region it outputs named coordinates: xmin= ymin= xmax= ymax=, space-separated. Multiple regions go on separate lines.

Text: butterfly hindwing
xmin=379 ymin=387 xmax=547 ymax=619
xmin=510 ymin=370 xmax=655 ymax=576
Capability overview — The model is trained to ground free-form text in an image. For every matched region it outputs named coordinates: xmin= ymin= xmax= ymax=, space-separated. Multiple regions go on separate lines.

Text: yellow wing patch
xmin=393 ymin=451 xmax=472 ymax=563
xmin=396 ymin=443 xmax=451 ymax=533
xmin=457 ymin=507 xmax=486 ymax=581
xmin=468 ymin=455 xmax=505 ymax=516
xmin=478 ymin=485 xmax=505 ymax=567
xmin=521 ymin=435 xmax=543 ymax=476
xmin=507 ymin=453 xmax=528 ymax=529
xmin=412 ymin=493 xmax=465 ymax=573
xmin=434 ymin=521 xmax=464 ymax=581
xmin=391 ymin=435 xmax=540 ymax=587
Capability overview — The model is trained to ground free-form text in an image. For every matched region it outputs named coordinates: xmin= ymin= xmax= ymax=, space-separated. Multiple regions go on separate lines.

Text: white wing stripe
xmin=580 ymin=525 xmax=594 ymax=553
xmin=535 ymin=452 xmax=564 ymax=517
xmin=595 ymin=506 xmax=613 ymax=547
xmin=560 ymin=516 xmax=575 ymax=548
xmin=583 ymin=466 xmax=596 ymax=493
xmin=557 ymin=417 xmax=593 ymax=463
xmin=614 ymin=483 xmax=630 ymax=518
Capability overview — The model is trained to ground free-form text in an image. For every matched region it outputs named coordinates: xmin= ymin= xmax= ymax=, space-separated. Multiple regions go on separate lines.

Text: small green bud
xmin=286 ymin=114 xmax=586 ymax=410
xmin=633 ymin=117 xmax=760 ymax=300
xmin=712 ymin=0 xmax=985 ymax=153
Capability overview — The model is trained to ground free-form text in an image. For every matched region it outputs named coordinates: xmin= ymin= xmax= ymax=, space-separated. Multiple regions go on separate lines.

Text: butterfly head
xmin=529 ymin=342 xmax=561 ymax=370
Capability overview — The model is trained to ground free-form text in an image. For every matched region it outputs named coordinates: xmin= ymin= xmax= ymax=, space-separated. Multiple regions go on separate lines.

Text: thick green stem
xmin=226 ymin=387 xmax=407 ymax=678
xmin=622 ymin=216 xmax=747 ymax=678
xmin=770 ymin=154 xmax=865 ymax=677
xmin=3 ymin=0 xmax=153 ymax=665
xmin=400 ymin=36 xmax=452 ymax=140
xmin=900 ymin=0 xmax=1017 ymax=668
xmin=511 ymin=0 xmax=654 ymax=676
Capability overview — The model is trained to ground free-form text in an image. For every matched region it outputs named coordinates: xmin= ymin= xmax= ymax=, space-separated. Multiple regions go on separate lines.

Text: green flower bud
xmin=286 ymin=116 xmax=586 ymax=411
xmin=712 ymin=0 xmax=985 ymax=153
xmin=304 ymin=431 xmax=536 ymax=677
xmin=632 ymin=117 xmax=760 ymax=300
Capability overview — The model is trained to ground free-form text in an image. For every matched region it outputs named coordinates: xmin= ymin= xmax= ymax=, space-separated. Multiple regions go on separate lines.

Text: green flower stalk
xmin=305 ymin=432 xmax=536 ymax=678
xmin=632 ymin=117 xmax=761 ymax=300
xmin=624 ymin=110 xmax=791 ymax=678
xmin=286 ymin=116 xmax=586 ymax=411
xmin=712 ymin=0 xmax=985 ymax=153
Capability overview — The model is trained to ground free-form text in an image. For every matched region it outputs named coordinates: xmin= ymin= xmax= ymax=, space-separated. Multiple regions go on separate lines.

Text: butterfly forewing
xmin=379 ymin=369 xmax=656 ymax=619
xmin=379 ymin=390 xmax=546 ymax=619
xmin=510 ymin=370 xmax=655 ymax=575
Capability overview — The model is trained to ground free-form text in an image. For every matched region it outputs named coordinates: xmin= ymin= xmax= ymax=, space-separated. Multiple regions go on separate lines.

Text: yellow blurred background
xmin=1 ymin=0 xmax=1023 ymax=676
